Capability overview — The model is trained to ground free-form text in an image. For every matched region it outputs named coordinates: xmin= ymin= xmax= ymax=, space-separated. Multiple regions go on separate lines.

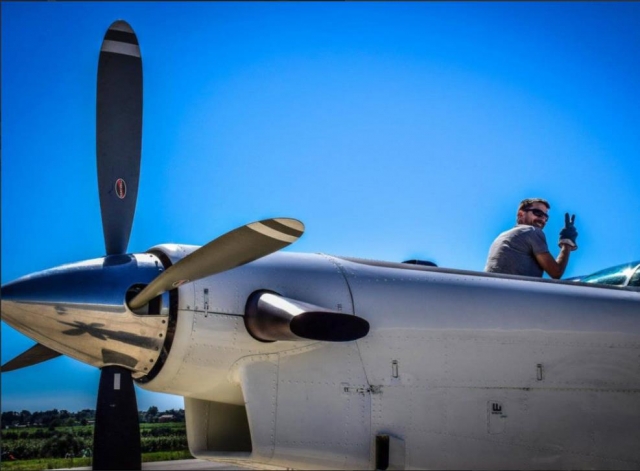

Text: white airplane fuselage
xmin=139 ymin=245 xmax=640 ymax=470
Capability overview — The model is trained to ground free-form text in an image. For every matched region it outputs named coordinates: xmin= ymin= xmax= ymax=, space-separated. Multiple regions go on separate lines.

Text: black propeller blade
xmin=97 ymin=20 xmax=142 ymax=256
xmin=93 ymin=365 xmax=141 ymax=470
xmin=94 ymin=20 xmax=143 ymax=470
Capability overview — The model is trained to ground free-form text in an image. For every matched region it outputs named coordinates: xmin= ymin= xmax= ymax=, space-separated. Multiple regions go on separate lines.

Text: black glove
xmin=559 ymin=213 xmax=578 ymax=250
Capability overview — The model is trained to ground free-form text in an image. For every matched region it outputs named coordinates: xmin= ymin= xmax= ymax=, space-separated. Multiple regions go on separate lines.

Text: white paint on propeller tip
xmin=273 ymin=218 xmax=305 ymax=233
xmin=248 ymin=220 xmax=302 ymax=243
xmin=109 ymin=20 xmax=134 ymax=34
xmin=114 ymin=373 xmax=121 ymax=390
xmin=101 ymin=21 xmax=140 ymax=58
xmin=101 ymin=40 xmax=141 ymax=58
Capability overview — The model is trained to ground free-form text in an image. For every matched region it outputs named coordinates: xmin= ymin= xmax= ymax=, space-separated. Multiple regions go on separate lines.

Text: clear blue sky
xmin=2 ymin=2 xmax=639 ymax=412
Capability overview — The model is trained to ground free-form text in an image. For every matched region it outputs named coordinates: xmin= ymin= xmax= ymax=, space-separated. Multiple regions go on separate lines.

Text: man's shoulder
xmin=501 ymin=224 xmax=541 ymax=238
xmin=515 ymin=224 xmax=542 ymax=232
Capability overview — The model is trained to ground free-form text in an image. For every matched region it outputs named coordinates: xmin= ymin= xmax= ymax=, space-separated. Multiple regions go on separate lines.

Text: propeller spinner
xmin=1 ymin=19 xmax=305 ymax=470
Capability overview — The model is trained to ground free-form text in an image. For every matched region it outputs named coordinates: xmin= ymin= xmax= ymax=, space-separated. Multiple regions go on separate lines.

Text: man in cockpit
xmin=485 ymin=198 xmax=578 ymax=279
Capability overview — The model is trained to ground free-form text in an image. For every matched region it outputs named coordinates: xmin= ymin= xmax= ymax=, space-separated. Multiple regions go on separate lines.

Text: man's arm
xmin=534 ymin=245 xmax=571 ymax=279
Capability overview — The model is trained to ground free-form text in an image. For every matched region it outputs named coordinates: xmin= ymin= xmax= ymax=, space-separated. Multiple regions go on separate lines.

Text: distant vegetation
xmin=1 ymin=407 xmax=190 ymax=465
xmin=1 ymin=406 xmax=185 ymax=429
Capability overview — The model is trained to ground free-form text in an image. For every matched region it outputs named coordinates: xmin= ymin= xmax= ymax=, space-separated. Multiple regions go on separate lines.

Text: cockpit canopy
xmin=572 ymin=261 xmax=640 ymax=288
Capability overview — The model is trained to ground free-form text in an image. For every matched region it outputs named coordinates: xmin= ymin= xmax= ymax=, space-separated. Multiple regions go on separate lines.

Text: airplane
xmin=2 ymin=19 xmax=639 ymax=471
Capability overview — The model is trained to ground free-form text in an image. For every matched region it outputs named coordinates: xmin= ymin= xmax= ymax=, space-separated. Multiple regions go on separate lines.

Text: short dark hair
xmin=518 ymin=198 xmax=550 ymax=212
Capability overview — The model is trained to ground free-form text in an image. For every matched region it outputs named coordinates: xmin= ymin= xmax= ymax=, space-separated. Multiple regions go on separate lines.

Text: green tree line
xmin=1 ymin=406 xmax=185 ymax=429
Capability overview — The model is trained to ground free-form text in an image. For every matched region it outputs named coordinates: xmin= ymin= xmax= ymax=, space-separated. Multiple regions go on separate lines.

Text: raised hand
xmin=559 ymin=213 xmax=578 ymax=250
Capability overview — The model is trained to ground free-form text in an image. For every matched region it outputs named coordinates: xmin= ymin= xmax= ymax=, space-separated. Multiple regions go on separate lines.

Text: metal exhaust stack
xmin=244 ymin=291 xmax=369 ymax=342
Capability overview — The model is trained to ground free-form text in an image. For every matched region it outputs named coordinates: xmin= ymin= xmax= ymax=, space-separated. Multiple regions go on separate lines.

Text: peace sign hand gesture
xmin=559 ymin=213 xmax=578 ymax=250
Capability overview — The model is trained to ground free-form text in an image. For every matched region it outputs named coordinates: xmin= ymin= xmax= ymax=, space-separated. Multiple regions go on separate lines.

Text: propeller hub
xmin=1 ymin=253 xmax=170 ymax=376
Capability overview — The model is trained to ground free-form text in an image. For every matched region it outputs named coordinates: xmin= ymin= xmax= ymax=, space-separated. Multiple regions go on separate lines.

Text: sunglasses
xmin=523 ymin=208 xmax=549 ymax=220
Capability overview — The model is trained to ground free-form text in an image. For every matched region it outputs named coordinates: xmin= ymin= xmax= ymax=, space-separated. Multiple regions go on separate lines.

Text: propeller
xmin=1 ymin=18 xmax=306 ymax=471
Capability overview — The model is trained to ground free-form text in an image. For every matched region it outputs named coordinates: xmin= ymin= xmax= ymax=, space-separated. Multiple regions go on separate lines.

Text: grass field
xmin=1 ymin=423 xmax=191 ymax=469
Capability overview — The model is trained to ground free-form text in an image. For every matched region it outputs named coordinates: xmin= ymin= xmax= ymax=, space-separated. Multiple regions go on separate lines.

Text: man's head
xmin=516 ymin=198 xmax=550 ymax=229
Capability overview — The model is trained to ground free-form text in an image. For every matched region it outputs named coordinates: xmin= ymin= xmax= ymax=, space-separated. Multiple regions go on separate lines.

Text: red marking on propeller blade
xmin=115 ymin=178 xmax=127 ymax=199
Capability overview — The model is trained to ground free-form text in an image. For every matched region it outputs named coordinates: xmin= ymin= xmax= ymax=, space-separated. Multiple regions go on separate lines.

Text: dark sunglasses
xmin=523 ymin=208 xmax=549 ymax=220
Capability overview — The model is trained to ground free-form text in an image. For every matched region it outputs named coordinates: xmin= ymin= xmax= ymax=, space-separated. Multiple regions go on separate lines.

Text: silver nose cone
xmin=2 ymin=253 xmax=170 ymax=376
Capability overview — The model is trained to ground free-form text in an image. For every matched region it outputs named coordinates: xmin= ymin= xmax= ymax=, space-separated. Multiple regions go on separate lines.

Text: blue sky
xmin=2 ymin=2 xmax=639 ymax=412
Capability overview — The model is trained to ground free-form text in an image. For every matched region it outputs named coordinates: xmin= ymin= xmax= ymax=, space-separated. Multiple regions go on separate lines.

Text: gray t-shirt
xmin=484 ymin=225 xmax=550 ymax=277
